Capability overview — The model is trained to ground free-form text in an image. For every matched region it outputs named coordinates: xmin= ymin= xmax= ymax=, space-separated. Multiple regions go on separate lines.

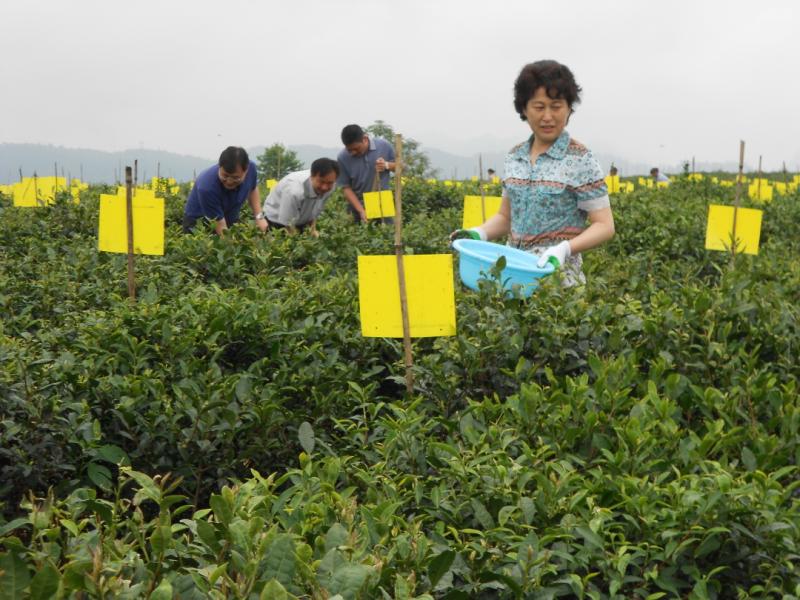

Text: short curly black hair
xmin=513 ymin=60 xmax=582 ymax=121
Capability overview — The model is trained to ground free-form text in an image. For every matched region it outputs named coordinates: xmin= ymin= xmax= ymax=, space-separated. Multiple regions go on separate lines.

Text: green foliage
xmin=1 ymin=180 xmax=800 ymax=597
xmin=256 ymin=143 xmax=304 ymax=181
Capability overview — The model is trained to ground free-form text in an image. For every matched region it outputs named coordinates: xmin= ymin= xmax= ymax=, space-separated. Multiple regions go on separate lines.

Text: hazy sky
xmin=2 ymin=0 xmax=799 ymax=170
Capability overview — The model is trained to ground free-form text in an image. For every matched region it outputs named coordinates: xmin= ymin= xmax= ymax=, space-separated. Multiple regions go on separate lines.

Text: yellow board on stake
xmin=462 ymin=195 xmax=502 ymax=229
xmin=363 ymin=190 xmax=396 ymax=220
xmin=358 ymin=254 xmax=456 ymax=337
xmin=604 ymin=175 xmax=620 ymax=194
xmin=98 ymin=193 xmax=165 ymax=255
xmin=12 ymin=177 xmax=67 ymax=206
xmin=656 ymin=181 xmax=669 ymax=189
xmin=705 ymin=204 xmax=762 ymax=255
xmin=266 ymin=178 xmax=278 ymax=190
xmin=117 ymin=187 xmax=158 ymax=201
xmin=0 ymin=184 xmax=12 ymax=196
xmin=748 ymin=183 xmax=773 ymax=202
xmin=622 ymin=181 xmax=634 ymax=193
xmin=688 ymin=173 xmax=704 ymax=181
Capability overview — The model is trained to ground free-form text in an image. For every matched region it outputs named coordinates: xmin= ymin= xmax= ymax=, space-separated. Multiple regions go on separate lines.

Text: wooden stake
xmin=731 ymin=141 xmax=745 ymax=264
xmin=80 ymin=163 xmax=83 ymax=181
xmin=393 ymin=134 xmax=413 ymax=394
xmin=18 ymin=168 xmax=23 ymax=183
xmin=479 ymin=153 xmax=486 ymax=223
xmin=134 ymin=159 xmax=138 ymax=188
xmin=54 ymin=162 xmax=59 ymax=199
xmin=125 ymin=167 xmax=136 ymax=302
xmin=157 ymin=161 xmax=161 ymax=180
xmin=757 ymin=155 xmax=762 ymax=201
xmin=33 ymin=171 xmax=40 ymax=206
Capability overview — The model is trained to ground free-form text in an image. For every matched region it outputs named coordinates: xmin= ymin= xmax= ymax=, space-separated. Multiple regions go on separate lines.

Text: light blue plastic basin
xmin=452 ymin=239 xmax=555 ymax=297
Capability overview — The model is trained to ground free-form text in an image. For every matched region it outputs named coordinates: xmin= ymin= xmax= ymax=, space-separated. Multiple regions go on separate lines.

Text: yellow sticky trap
xmin=363 ymin=190 xmax=396 ymax=220
xmin=266 ymin=178 xmax=278 ymax=190
xmin=748 ymin=183 xmax=773 ymax=202
xmin=170 ymin=185 xmax=180 ymax=194
xmin=13 ymin=177 xmax=66 ymax=206
xmin=774 ymin=182 xmax=787 ymax=195
xmin=491 ymin=176 xmax=500 ymax=184
xmin=426 ymin=178 xmax=437 ymax=184
xmin=443 ymin=180 xmax=454 ymax=186
xmin=358 ymin=254 xmax=456 ymax=337
xmin=656 ymin=181 xmax=669 ymax=188
xmin=98 ymin=193 xmax=165 ymax=255
xmin=462 ymin=195 xmax=502 ymax=229
xmin=793 ymin=175 xmax=800 ymax=184
xmin=688 ymin=173 xmax=704 ymax=181
xmin=719 ymin=180 xmax=734 ymax=188
xmin=0 ymin=184 xmax=12 ymax=196
xmin=705 ymin=204 xmax=762 ymax=255
xmin=711 ymin=176 xmax=719 ymax=184
xmin=623 ymin=182 xmax=634 ymax=193
xmin=604 ymin=175 xmax=620 ymax=194
xmin=470 ymin=176 xmax=479 ymax=182
xmin=117 ymin=187 xmax=157 ymax=200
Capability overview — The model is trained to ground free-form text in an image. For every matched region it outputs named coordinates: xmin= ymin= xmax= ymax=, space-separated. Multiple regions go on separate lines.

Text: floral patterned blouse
xmin=503 ymin=130 xmax=609 ymax=248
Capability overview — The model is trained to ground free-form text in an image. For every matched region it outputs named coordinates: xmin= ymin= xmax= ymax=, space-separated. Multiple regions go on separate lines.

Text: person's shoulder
xmin=195 ymin=165 xmax=219 ymax=191
xmin=336 ymin=147 xmax=351 ymax=162
xmin=506 ymin=139 xmax=529 ymax=158
xmin=566 ymin=137 xmax=591 ymax=157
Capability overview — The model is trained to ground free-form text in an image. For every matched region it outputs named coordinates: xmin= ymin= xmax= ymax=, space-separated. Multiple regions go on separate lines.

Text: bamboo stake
xmin=33 ymin=171 xmax=40 ymax=206
xmin=372 ymin=171 xmax=384 ymax=221
xmin=134 ymin=159 xmax=138 ymax=188
xmin=54 ymin=162 xmax=58 ymax=199
xmin=18 ymin=168 xmax=23 ymax=183
xmin=479 ymin=153 xmax=486 ymax=223
xmin=757 ymin=155 xmax=762 ymax=201
xmin=393 ymin=134 xmax=413 ymax=394
xmin=731 ymin=141 xmax=745 ymax=265
xmin=125 ymin=167 xmax=136 ymax=302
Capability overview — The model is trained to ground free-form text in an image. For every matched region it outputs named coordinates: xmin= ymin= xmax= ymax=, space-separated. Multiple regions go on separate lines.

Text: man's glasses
xmin=219 ymin=169 xmax=246 ymax=183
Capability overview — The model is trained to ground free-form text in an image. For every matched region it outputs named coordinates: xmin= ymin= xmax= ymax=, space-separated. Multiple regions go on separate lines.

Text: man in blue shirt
xmin=183 ymin=146 xmax=267 ymax=235
xmin=336 ymin=124 xmax=395 ymax=224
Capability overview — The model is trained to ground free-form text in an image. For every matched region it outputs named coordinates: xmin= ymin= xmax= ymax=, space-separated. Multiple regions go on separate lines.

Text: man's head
xmin=487 ymin=168 xmax=496 ymax=177
xmin=310 ymin=158 xmax=340 ymax=195
xmin=610 ymin=166 xmax=618 ymax=176
xmin=341 ymin=124 xmax=369 ymax=157
xmin=650 ymin=167 xmax=659 ymax=177
xmin=218 ymin=146 xmax=249 ymax=190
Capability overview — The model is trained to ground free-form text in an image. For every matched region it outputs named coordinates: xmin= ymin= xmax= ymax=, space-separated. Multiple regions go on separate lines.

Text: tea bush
xmin=1 ymin=181 xmax=799 ymax=598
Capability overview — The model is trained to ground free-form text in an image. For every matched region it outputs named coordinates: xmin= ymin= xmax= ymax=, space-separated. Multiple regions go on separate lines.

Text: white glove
xmin=536 ymin=240 xmax=571 ymax=268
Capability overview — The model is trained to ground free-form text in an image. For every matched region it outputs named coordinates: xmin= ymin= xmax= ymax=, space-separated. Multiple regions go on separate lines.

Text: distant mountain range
xmin=1 ymin=142 xmax=742 ymax=185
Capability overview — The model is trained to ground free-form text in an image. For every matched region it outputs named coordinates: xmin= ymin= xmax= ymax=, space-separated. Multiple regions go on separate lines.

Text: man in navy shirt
xmin=183 ymin=146 xmax=268 ymax=234
xmin=336 ymin=124 xmax=395 ymax=224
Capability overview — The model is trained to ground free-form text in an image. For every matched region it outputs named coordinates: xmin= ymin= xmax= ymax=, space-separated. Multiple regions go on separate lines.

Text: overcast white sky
xmin=2 ymin=0 xmax=798 ymax=170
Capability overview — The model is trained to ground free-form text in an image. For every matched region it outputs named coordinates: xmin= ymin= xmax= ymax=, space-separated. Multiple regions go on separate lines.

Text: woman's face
xmin=523 ymin=86 xmax=571 ymax=145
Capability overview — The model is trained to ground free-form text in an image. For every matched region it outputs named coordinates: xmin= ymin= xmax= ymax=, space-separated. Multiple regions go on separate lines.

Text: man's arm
xmin=309 ymin=220 xmax=319 ymax=238
xmin=342 ymin=186 xmax=367 ymax=222
xmin=215 ymin=218 xmax=228 ymax=236
xmin=248 ymin=187 xmax=268 ymax=232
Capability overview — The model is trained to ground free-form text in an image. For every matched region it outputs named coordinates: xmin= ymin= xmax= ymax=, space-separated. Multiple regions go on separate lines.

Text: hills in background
xmin=1 ymin=142 xmax=743 ymax=185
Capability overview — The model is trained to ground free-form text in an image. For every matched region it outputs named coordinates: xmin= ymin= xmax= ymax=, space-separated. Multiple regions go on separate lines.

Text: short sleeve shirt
xmin=336 ymin=136 xmax=395 ymax=198
xmin=503 ymin=130 xmax=609 ymax=246
xmin=262 ymin=169 xmax=334 ymax=226
xmin=184 ymin=163 xmax=258 ymax=225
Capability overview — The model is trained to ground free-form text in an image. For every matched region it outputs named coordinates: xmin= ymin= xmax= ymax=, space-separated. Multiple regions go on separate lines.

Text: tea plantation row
xmin=0 ymin=179 xmax=799 ymax=598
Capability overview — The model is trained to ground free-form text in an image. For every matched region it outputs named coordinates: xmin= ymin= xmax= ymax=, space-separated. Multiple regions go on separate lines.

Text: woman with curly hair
xmin=454 ymin=60 xmax=615 ymax=286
